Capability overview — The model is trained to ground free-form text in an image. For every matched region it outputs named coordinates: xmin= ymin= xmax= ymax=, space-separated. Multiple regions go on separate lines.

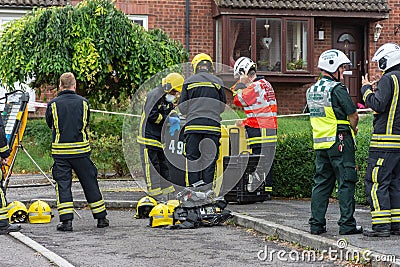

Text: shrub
xmin=273 ymin=114 xmax=372 ymax=204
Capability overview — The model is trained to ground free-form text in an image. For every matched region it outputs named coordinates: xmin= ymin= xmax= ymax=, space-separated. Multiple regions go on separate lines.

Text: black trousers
xmin=184 ymin=133 xmax=220 ymax=186
xmin=140 ymin=145 xmax=174 ymax=197
xmin=365 ymin=151 xmax=400 ymax=231
xmin=52 ymin=156 xmax=107 ymax=221
xmin=0 ymin=187 xmax=8 ymax=226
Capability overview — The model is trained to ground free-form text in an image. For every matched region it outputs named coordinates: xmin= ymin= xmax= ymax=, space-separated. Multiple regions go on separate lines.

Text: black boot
xmin=391 ymin=228 xmax=400 ymax=235
xmin=363 ymin=228 xmax=390 ymax=237
xmin=97 ymin=218 xmax=109 ymax=228
xmin=310 ymin=226 xmax=327 ymax=235
xmin=57 ymin=220 xmax=73 ymax=232
xmin=340 ymin=225 xmax=363 ymax=235
xmin=0 ymin=223 xmax=21 ymax=235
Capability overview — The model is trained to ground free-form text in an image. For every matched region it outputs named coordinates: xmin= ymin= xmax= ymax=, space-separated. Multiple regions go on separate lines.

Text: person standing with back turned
xmin=361 ymin=43 xmax=400 ymax=237
xmin=46 ymin=72 xmax=108 ymax=231
xmin=178 ymin=53 xmax=226 ymax=187
xmin=306 ymin=49 xmax=362 ymax=235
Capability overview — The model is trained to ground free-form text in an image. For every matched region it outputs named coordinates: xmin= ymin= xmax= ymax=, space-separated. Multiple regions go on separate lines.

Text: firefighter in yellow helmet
xmin=138 ymin=72 xmax=184 ymax=200
xmin=0 ymin=114 xmax=21 ymax=234
xmin=178 ymin=53 xmax=226 ymax=187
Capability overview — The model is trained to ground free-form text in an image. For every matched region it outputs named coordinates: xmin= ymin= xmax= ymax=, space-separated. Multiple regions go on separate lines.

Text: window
xmin=229 ymin=18 xmax=251 ymax=68
xmin=223 ymin=16 xmax=312 ymax=75
xmin=127 ymin=15 xmax=148 ymax=30
xmin=256 ymin=18 xmax=281 ymax=72
xmin=286 ymin=20 xmax=308 ymax=71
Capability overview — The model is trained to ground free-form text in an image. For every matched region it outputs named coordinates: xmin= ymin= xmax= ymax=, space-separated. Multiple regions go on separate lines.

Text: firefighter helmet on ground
xmin=28 ymin=200 xmax=53 ymax=224
xmin=162 ymin=73 xmax=184 ymax=93
xmin=233 ymin=57 xmax=257 ymax=78
xmin=191 ymin=53 xmax=213 ymax=74
xmin=149 ymin=203 xmax=174 ymax=227
xmin=134 ymin=196 xmax=157 ymax=219
xmin=318 ymin=49 xmax=351 ymax=73
xmin=7 ymin=201 xmax=28 ymax=223
xmin=372 ymin=43 xmax=400 ymax=71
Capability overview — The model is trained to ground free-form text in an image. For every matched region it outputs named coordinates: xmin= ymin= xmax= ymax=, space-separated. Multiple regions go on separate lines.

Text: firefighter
xmin=232 ymin=57 xmax=278 ymax=199
xmin=0 ymin=116 xmax=21 ymax=234
xmin=137 ymin=72 xmax=184 ymax=199
xmin=45 ymin=72 xmax=108 ymax=231
xmin=361 ymin=43 xmax=400 ymax=237
xmin=178 ymin=53 xmax=226 ymax=186
xmin=307 ymin=49 xmax=362 ymax=235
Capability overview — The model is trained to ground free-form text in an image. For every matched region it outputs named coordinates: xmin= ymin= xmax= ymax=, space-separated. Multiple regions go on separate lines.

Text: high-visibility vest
xmin=306 ymin=78 xmax=350 ymax=150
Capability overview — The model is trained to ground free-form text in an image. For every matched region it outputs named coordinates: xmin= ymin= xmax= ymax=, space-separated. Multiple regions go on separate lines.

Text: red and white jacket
xmin=233 ymin=78 xmax=278 ymax=129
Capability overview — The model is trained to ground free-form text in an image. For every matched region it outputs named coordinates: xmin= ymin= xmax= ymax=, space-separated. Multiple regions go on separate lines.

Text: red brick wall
xmin=367 ymin=0 xmax=400 ymax=79
xmin=112 ymin=0 xmax=214 ymax=61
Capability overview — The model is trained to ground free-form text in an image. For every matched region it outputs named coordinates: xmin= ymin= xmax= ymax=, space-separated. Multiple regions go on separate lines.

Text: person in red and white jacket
xmin=232 ymin=57 xmax=278 ymax=199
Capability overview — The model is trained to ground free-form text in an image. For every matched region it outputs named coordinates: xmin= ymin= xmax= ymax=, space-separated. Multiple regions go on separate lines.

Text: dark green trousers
xmin=309 ymin=132 xmax=358 ymax=233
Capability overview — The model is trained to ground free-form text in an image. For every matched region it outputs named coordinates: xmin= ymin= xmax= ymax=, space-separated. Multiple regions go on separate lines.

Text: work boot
xmin=339 ymin=225 xmax=363 ymax=235
xmin=310 ymin=226 xmax=327 ymax=235
xmin=97 ymin=218 xmax=109 ymax=228
xmin=0 ymin=223 xmax=21 ymax=235
xmin=363 ymin=228 xmax=390 ymax=237
xmin=57 ymin=220 xmax=73 ymax=232
xmin=391 ymin=228 xmax=400 ymax=235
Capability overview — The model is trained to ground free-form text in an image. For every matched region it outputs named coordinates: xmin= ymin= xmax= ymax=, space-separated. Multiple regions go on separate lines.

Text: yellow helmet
xmin=166 ymin=199 xmax=180 ymax=211
xmin=134 ymin=196 xmax=157 ymax=219
xmin=7 ymin=201 xmax=28 ymax=223
xmin=149 ymin=203 xmax=174 ymax=227
xmin=191 ymin=53 xmax=213 ymax=74
xmin=162 ymin=73 xmax=184 ymax=93
xmin=28 ymin=200 xmax=53 ymax=224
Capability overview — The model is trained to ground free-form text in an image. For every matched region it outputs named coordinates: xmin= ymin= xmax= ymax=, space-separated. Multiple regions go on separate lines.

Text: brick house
xmin=0 ymin=0 xmax=398 ymax=114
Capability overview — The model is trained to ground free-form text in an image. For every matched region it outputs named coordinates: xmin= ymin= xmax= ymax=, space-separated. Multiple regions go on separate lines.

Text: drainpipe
xmin=186 ymin=0 xmax=190 ymax=53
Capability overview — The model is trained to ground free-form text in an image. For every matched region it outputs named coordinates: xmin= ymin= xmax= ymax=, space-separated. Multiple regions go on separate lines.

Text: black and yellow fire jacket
xmin=137 ymin=85 xmax=174 ymax=149
xmin=178 ymin=70 xmax=226 ymax=135
xmin=361 ymin=68 xmax=400 ymax=152
xmin=0 ymin=116 xmax=10 ymax=159
xmin=45 ymin=90 xmax=91 ymax=158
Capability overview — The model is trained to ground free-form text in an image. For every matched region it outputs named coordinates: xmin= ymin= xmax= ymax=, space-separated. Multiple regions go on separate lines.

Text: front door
xmin=333 ymin=25 xmax=364 ymax=105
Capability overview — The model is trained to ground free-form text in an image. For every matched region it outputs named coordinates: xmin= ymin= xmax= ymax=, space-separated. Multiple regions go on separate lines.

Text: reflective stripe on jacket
xmin=233 ymin=79 xmax=277 ymax=129
xmin=307 ymin=78 xmax=350 ymax=150
xmin=365 ymin=73 xmax=400 ymax=150
xmin=45 ymin=90 xmax=91 ymax=158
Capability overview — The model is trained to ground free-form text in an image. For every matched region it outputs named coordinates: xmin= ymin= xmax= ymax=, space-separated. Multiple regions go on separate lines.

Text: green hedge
xmin=273 ymin=114 xmax=372 ymax=204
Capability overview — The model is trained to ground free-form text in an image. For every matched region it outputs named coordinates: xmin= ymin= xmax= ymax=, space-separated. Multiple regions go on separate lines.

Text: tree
xmin=0 ymin=0 xmax=188 ymax=106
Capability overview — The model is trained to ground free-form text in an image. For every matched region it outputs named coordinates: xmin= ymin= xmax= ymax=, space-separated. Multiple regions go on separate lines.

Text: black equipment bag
xmin=222 ymin=153 xmax=269 ymax=204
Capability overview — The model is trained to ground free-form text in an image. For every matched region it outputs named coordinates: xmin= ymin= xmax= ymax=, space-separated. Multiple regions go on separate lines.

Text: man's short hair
xmin=59 ymin=72 xmax=76 ymax=90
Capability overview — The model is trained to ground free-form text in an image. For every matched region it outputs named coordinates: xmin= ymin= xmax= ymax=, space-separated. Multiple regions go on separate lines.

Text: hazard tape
xmin=31 ymin=101 xmax=372 ymax=121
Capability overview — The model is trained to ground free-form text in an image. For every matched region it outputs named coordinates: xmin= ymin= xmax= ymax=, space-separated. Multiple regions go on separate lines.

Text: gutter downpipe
xmin=186 ymin=0 xmax=190 ymax=53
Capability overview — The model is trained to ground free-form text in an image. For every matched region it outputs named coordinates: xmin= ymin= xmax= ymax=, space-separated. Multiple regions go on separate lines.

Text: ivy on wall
xmin=0 ymin=0 xmax=188 ymax=106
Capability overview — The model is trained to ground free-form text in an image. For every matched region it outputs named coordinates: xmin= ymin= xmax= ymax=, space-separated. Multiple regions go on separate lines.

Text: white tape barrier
xmin=31 ymin=101 xmax=372 ymax=122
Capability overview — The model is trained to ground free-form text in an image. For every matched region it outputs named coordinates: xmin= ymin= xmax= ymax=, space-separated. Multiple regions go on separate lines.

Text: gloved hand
xmin=169 ymin=116 xmax=180 ymax=136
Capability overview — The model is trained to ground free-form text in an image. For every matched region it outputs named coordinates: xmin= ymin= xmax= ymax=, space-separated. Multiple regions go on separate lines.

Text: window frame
xmin=219 ymin=15 xmax=315 ymax=83
xmin=127 ymin=15 xmax=148 ymax=30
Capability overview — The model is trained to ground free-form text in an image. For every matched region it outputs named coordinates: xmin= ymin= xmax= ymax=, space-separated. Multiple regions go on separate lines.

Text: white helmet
xmin=318 ymin=49 xmax=351 ymax=73
xmin=233 ymin=57 xmax=257 ymax=77
xmin=372 ymin=43 xmax=400 ymax=71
